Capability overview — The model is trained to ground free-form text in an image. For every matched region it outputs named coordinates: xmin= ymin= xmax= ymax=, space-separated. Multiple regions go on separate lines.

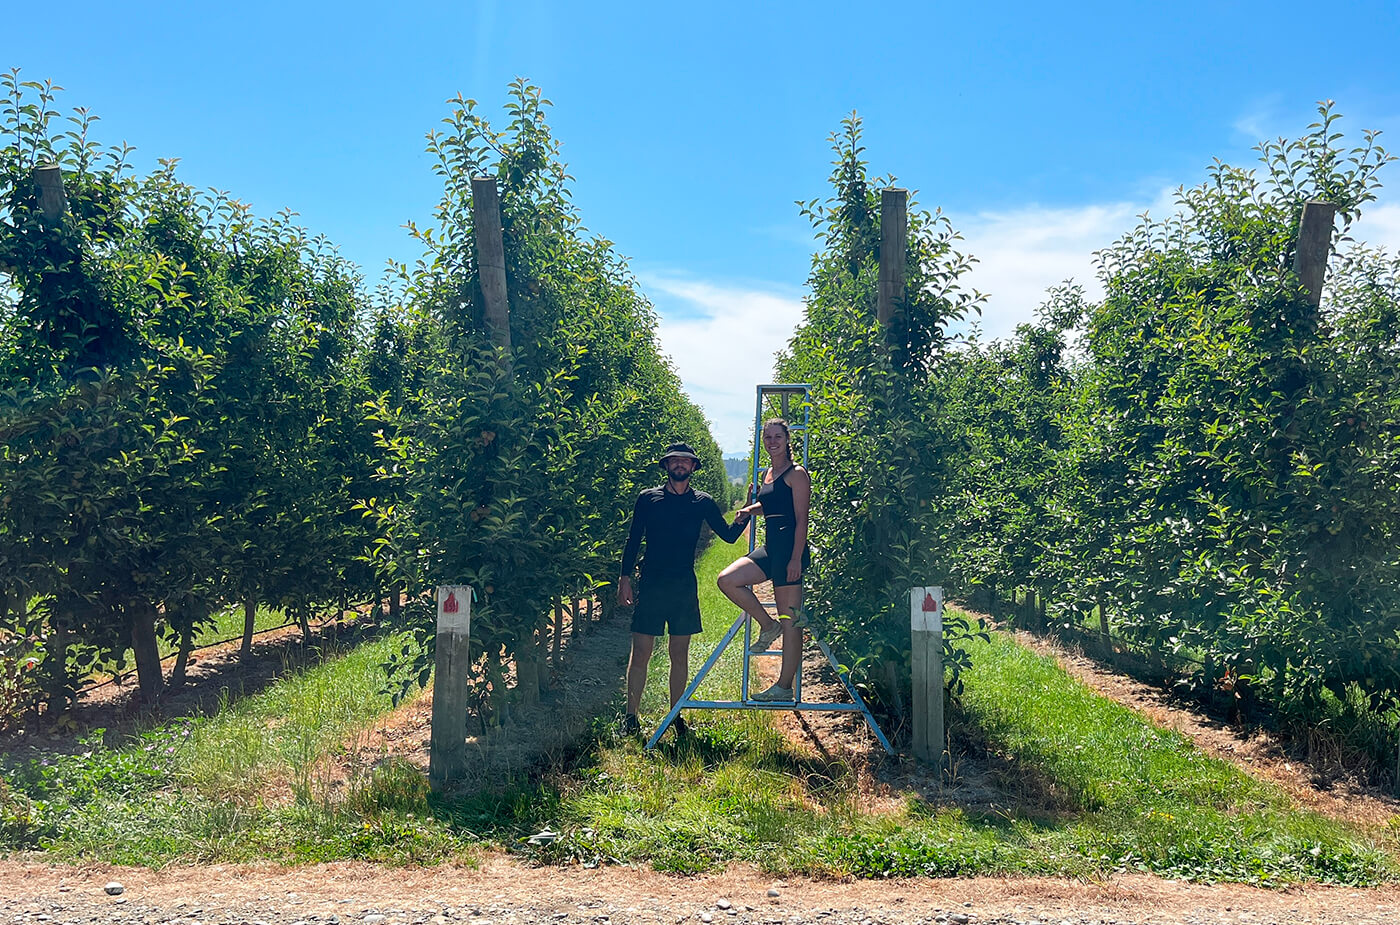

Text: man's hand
xmin=786 ymin=560 xmax=802 ymax=584
xmin=733 ymin=509 xmax=752 ymax=527
xmin=617 ymin=576 xmax=634 ymax=606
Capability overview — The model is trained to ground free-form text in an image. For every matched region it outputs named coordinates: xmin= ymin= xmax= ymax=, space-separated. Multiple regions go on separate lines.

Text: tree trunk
xmin=297 ymin=606 xmax=311 ymax=641
xmin=536 ymin=618 xmax=549 ymax=693
xmin=46 ymin=597 xmax=71 ymax=716
xmin=240 ymin=596 xmax=257 ymax=659
xmin=484 ymin=652 xmax=509 ymax=733
xmin=515 ymin=631 xmax=540 ymax=706
xmin=584 ymin=597 xmax=595 ymax=634
xmin=128 ymin=600 xmax=164 ymax=704
xmin=171 ymin=624 xmax=194 ymax=687
xmin=389 ymin=587 xmax=402 ymax=621
xmin=552 ymin=598 xmax=564 ymax=669
xmin=883 ymin=659 xmax=906 ymax=726
xmin=569 ymin=597 xmax=581 ymax=642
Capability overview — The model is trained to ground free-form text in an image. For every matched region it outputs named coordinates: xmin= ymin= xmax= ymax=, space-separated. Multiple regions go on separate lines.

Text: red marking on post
xmin=443 ymin=592 xmax=459 ymax=614
xmin=922 ymin=592 xmax=939 ymax=613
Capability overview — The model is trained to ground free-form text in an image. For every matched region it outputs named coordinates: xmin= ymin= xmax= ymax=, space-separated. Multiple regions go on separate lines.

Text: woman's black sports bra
xmin=758 ymin=466 xmax=797 ymax=531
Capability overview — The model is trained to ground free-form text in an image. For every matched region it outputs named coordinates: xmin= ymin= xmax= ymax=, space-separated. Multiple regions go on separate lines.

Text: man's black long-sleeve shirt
xmin=620 ymin=486 xmax=745 ymax=578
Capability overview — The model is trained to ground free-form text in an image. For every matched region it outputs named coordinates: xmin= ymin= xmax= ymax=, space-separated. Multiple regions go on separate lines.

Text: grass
xmin=1 ymin=631 xmax=473 ymax=866
xmin=2 ymin=537 xmax=1395 ymax=883
xmin=484 ymin=540 xmax=1396 ymax=885
xmin=151 ymin=602 xmax=302 ymax=661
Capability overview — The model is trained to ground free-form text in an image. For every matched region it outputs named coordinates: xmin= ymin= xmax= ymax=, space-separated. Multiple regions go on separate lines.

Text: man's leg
xmin=626 ymin=632 xmax=657 ymax=715
xmin=667 ymin=633 xmax=692 ymax=707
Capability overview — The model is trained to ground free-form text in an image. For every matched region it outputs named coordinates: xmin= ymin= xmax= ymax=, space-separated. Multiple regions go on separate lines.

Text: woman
xmin=717 ymin=418 xmax=812 ymax=702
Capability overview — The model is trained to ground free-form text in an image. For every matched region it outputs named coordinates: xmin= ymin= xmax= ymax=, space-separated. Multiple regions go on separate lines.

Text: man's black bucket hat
xmin=658 ymin=442 xmax=703 ymax=470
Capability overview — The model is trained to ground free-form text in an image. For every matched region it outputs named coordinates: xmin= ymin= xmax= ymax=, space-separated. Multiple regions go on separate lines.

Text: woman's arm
xmin=787 ymin=467 xmax=811 ymax=583
xmin=705 ymin=496 xmax=750 ymax=544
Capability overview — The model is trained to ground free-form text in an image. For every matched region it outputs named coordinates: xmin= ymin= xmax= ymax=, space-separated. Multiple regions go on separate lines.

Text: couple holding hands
xmin=616 ymin=420 xmax=810 ymax=737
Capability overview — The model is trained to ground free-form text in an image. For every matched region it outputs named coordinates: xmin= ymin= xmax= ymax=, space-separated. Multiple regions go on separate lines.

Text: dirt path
xmin=3 ymin=857 xmax=1397 ymax=925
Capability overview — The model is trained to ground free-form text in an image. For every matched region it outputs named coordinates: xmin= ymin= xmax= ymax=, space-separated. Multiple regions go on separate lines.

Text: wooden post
xmin=1294 ymin=200 xmax=1336 ymax=308
xmin=33 ymin=164 xmax=67 ymax=224
xmin=470 ymin=176 xmax=511 ymax=350
xmin=429 ymin=585 xmax=472 ymax=791
xmin=910 ymin=586 xmax=945 ymax=767
xmin=878 ymin=188 xmax=908 ymax=326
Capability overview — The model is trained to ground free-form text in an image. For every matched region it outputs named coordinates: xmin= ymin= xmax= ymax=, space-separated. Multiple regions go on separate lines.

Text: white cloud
xmin=950 ymin=190 xmax=1178 ymax=341
xmin=642 ymin=275 xmax=806 ymax=455
xmin=1353 ymin=201 xmax=1400 ymax=255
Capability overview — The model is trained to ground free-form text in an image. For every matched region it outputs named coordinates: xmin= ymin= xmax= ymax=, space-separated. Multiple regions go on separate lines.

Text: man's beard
xmin=668 ymin=468 xmax=693 ymax=482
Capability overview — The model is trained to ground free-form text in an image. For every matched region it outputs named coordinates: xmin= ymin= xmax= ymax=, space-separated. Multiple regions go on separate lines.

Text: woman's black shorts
xmin=747 ymin=537 xmax=811 ymax=588
xmin=630 ymin=571 xmax=702 ymax=636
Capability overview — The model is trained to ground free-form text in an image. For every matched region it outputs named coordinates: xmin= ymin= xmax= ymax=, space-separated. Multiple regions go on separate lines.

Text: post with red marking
xmin=429 ymin=585 xmax=472 ymax=791
xmin=910 ymin=586 xmax=944 ymax=767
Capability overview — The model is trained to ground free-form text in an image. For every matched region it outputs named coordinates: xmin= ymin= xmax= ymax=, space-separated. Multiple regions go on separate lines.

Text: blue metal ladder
xmin=645 ymin=383 xmax=894 ymax=754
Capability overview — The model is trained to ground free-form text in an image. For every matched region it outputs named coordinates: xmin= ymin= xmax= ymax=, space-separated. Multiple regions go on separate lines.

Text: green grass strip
xmin=2 ymin=632 xmax=472 ymax=866
xmin=941 ymin=627 xmax=1395 ymax=884
xmin=5 ymin=541 xmax=1395 ymax=882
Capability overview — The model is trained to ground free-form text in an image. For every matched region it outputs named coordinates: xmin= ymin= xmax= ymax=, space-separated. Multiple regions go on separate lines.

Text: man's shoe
xmin=751 ymin=682 xmax=795 ymax=703
xmin=671 ymin=715 xmax=690 ymax=738
xmin=748 ymin=623 xmax=783 ymax=654
xmin=618 ymin=713 xmax=641 ymax=737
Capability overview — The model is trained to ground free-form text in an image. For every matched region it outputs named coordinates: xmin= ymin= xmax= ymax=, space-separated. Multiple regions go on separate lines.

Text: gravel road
xmin=3 ymin=858 xmax=1397 ymax=925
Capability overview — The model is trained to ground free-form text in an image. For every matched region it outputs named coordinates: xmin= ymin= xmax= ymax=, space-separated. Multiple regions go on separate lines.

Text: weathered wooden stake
xmin=33 ymin=164 xmax=67 ymax=223
xmin=470 ymin=176 xmax=511 ymax=350
xmin=1294 ymin=200 xmax=1337 ymax=308
xmin=429 ymin=585 xmax=472 ymax=792
xmin=910 ymin=586 xmax=945 ymax=767
xmin=878 ymin=188 xmax=908 ymax=326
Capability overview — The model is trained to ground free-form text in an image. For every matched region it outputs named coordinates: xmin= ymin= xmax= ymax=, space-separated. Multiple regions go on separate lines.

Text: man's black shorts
xmin=631 ymin=571 xmax=702 ymax=636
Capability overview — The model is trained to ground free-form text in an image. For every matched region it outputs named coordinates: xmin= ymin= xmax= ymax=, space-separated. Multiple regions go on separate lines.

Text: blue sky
xmin=6 ymin=1 xmax=1400 ymax=451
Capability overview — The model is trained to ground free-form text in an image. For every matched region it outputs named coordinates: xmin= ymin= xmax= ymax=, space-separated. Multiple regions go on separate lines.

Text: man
xmin=617 ymin=442 xmax=750 ymax=737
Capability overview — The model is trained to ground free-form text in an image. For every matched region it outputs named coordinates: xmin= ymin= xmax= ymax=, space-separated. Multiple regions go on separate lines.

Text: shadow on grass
xmin=2 ymin=618 xmax=387 ymax=759
xmin=866 ymin=698 xmax=1089 ymax=833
